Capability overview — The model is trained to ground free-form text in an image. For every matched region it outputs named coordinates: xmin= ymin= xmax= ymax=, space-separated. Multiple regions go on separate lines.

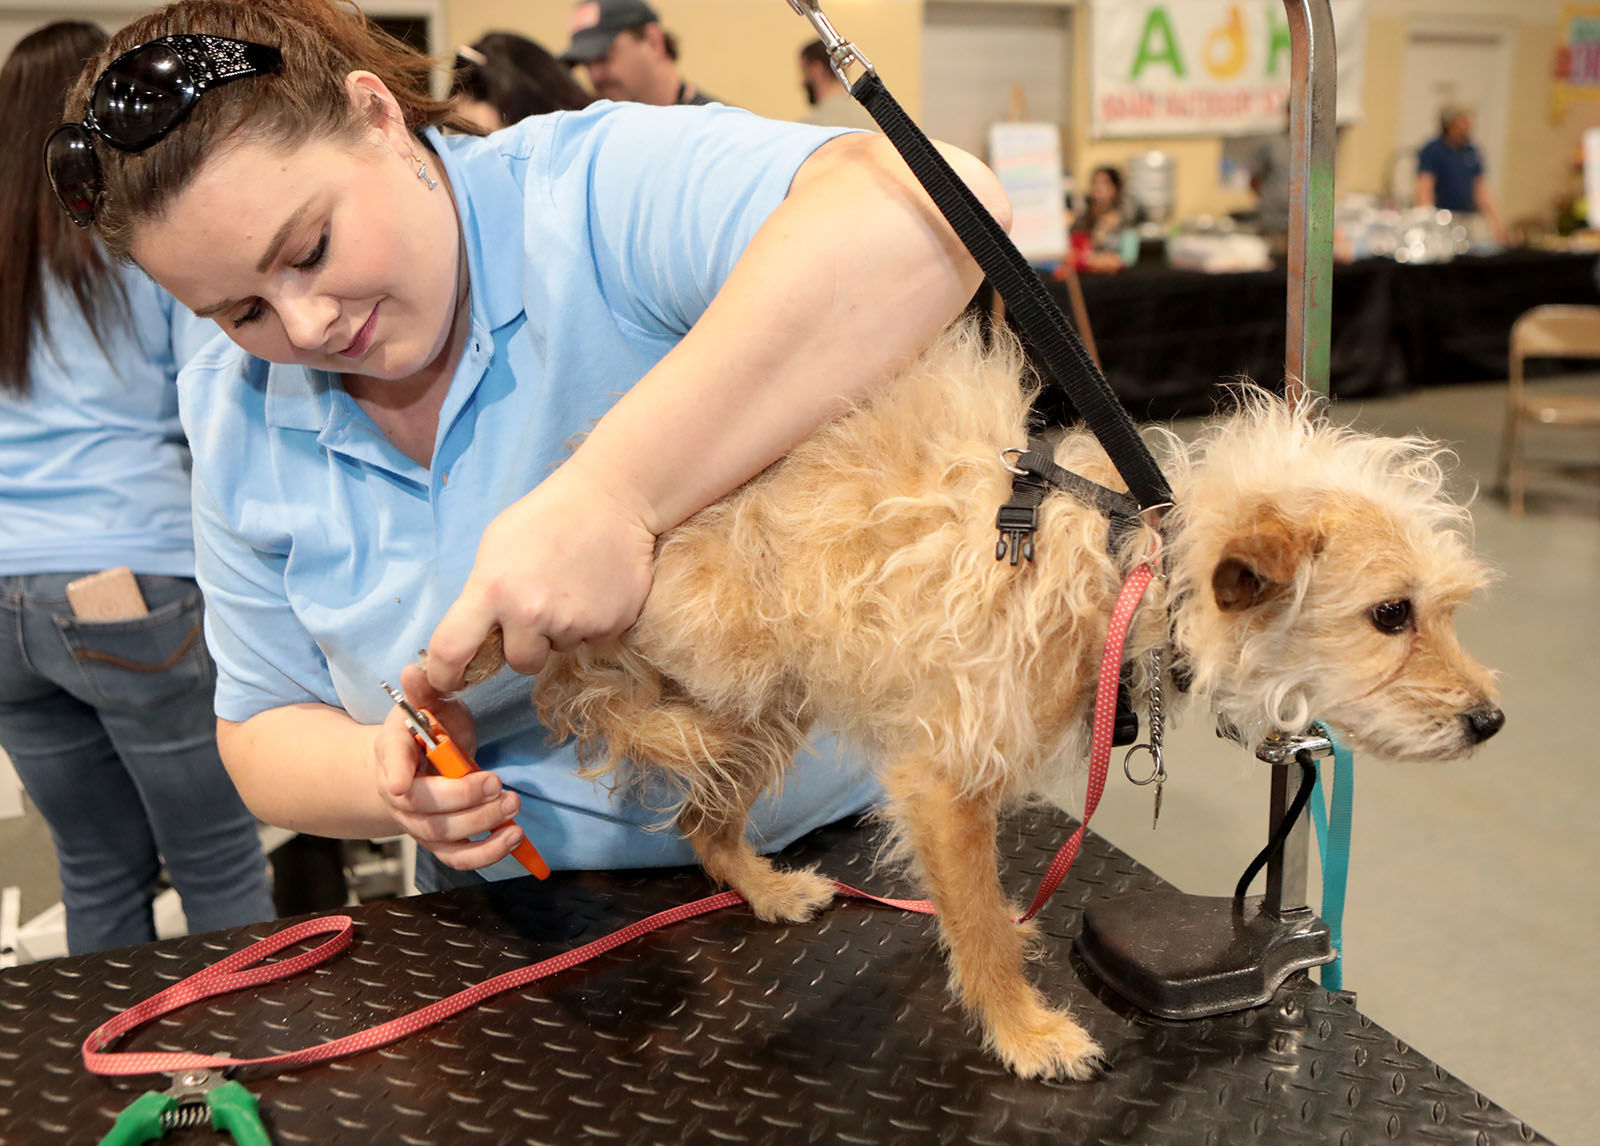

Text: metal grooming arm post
xmin=1283 ymin=0 xmax=1337 ymax=402
xmin=1074 ymin=0 xmax=1341 ymax=1019
xmin=1264 ymin=0 xmax=1337 ymax=922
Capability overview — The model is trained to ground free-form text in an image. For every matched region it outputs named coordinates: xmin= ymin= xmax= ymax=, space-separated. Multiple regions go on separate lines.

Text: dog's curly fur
xmin=460 ymin=318 xmax=1501 ymax=1080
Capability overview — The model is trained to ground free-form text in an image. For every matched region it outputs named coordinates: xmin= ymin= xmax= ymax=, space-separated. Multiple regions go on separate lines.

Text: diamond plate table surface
xmin=0 ymin=807 xmax=1550 ymax=1146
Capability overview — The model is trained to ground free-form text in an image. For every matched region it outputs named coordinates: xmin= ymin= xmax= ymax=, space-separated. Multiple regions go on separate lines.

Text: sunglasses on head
xmin=45 ymin=33 xmax=282 ymax=228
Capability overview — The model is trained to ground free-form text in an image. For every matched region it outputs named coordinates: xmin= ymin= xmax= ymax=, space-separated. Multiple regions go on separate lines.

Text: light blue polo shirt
xmin=180 ymin=102 xmax=878 ymax=876
xmin=0 ymin=262 xmax=218 ymax=576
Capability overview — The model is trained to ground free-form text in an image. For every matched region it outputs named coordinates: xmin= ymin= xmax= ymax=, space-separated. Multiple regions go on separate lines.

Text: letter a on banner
xmin=1131 ymin=6 xmax=1186 ymax=80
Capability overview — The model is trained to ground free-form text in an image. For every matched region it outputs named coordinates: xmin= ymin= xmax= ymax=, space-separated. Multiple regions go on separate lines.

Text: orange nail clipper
xmin=381 ymin=681 xmax=550 ymax=879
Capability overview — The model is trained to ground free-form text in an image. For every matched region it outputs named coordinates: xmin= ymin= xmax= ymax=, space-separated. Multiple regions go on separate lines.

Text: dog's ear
xmin=1212 ymin=508 xmax=1314 ymax=612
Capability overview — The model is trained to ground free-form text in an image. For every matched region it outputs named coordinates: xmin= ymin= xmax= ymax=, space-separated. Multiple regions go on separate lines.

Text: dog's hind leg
xmin=676 ymin=756 xmax=838 ymax=925
xmin=883 ymin=762 xmax=1104 ymax=1080
xmin=668 ymin=703 xmax=837 ymax=924
xmin=539 ymin=654 xmax=836 ymax=922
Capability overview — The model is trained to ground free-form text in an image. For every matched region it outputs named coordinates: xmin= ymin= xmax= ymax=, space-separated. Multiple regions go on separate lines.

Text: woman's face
xmin=130 ymin=84 xmax=464 ymax=387
xmin=1090 ymin=170 xmax=1116 ymax=207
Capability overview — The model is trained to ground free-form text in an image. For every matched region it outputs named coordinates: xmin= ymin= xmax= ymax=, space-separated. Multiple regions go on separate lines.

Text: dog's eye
xmin=1369 ymin=599 xmax=1413 ymax=633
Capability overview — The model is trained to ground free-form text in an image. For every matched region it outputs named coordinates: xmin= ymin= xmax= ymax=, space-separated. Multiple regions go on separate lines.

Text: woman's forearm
xmin=217 ymin=704 xmax=399 ymax=839
xmin=566 ymin=131 xmax=1009 ymax=536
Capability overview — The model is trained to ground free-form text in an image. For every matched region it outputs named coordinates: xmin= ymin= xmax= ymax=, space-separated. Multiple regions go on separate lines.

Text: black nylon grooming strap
xmin=996 ymin=439 xmax=1141 ymax=566
xmin=850 ymin=72 xmax=1173 ymax=513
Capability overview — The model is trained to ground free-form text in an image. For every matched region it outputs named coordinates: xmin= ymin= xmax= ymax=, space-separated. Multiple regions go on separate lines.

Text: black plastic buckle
xmin=995 ymin=500 xmax=1039 ymax=565
xmin=995 ymin=449 xmax=1048 ymax=565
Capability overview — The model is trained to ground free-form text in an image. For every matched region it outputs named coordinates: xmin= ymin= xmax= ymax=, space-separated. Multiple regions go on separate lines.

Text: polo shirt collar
xmin=425 ymin=126 xmax=525 ymax=336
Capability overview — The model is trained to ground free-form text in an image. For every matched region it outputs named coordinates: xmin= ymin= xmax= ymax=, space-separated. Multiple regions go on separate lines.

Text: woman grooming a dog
xmin=52 ymin=0 xmax=1007 ymax=892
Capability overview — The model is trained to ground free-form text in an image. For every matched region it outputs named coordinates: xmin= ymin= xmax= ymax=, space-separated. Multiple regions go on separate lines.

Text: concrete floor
xmin=0 ymin=377 xmax=1594 ymax=1143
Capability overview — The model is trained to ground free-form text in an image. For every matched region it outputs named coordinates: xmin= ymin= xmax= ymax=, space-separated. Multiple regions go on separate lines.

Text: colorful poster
xmin=988 ymin=122 xmax=1068 ymax=260
xmin=1554 ymin=5 xmax=1600 ymax=117
xmin=1090 ymin=0 xmax=1367 ymax=139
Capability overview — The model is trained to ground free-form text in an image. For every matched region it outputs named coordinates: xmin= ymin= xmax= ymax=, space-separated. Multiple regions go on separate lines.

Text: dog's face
xmin=1202 ymin=494 xmax=1501 ymax=762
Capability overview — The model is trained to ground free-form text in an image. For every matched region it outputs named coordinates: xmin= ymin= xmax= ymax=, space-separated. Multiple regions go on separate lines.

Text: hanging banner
xmin=1090 ymin=0 xmax=1367 ymax=139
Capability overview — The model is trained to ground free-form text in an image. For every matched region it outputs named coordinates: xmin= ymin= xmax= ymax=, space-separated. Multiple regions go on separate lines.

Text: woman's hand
xmin=372 ymin=663 xmax=524 ymax=870
xmin=423 ymin=456 xmax=657 ymax=692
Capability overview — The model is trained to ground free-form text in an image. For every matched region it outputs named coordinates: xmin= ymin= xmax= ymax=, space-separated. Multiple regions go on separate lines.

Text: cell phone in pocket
xmin=65 ymin=566 xmax=149 ymax=621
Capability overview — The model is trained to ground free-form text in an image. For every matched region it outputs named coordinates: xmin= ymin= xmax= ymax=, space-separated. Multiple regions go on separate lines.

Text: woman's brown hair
xmin=64 ymin=0 xmax=477 ymax=261
xmin=0 ymin=21 xmax=124 ymax=395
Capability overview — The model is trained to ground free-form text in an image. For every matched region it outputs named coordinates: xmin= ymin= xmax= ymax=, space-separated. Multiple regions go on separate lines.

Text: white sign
xmin=988 ymin=122 xmax=1068 ymax=261
xmin=1090 ymin=0 xmax=1367 ymax=139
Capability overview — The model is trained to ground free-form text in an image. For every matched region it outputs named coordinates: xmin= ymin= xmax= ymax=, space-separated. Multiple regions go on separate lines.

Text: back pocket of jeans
xmin=54 ymin=583 xmax=214 ymax=710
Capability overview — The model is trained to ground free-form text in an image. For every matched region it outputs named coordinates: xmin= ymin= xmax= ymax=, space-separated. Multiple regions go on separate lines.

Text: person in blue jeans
xmin=51 ymin=0 xmax=1006 ymax=891
xmin=0 ymin=21 xmax=275 ymax=954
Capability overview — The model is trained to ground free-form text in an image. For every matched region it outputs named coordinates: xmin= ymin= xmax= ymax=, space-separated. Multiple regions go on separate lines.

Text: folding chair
xmin=1496 ymin=304 xmax=1600 ymax=515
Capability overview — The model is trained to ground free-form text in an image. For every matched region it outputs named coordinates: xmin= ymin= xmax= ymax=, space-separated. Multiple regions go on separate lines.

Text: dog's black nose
xmin=1462 ymin=705 xmax=1505 ymax=743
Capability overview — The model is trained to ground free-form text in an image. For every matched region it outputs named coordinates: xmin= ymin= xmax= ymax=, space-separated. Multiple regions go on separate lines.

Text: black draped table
xmin=0 ymin=808 xmax=1552 ymax=1145
xmin=1032 ymin=249 xmax=1600 ymax=421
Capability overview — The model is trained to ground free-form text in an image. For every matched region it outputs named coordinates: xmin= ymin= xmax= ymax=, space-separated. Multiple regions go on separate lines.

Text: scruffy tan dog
xmin=461 ymin=318 xmax=1502 ymax=1080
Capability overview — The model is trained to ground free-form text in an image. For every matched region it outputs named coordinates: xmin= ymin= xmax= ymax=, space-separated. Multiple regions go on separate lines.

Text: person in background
xmin=451 ymin=32 xmax=592 ymax=133
xmin=53 ymin=0 xmax=1005 ymax=891
xmin=1415 ymin=104 xmax=1508 ymax=244
xmin=560 ymin=0 xmax=719 ymax=107
xmin=797 ymin=39 xmax=876 ymax=132
xmin=1070 ymin=165 xmax=1130 ymax=272
xmin=1248 ymin=122 xmax=1292 ymax=260
xmin=0 ymin=20 xmax=274 ymax=955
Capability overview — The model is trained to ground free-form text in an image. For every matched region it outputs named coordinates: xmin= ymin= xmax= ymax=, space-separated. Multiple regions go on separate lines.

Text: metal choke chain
xmin=1123 ymin=647 xmax=1167 ymax=828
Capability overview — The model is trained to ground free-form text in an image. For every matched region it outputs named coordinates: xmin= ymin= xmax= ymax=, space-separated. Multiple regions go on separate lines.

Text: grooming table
xmin=0 ymin=807 xmax=1550 ymax=1145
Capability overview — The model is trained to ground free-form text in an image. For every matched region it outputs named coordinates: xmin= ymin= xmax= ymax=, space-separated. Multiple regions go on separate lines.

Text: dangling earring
xmin=410 ymin=152 xmax=438 ymax=191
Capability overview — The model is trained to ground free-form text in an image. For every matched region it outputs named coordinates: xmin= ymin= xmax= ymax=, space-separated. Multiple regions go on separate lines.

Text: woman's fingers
xmin=373 ymin=694 xmax=514 ymax=861
xmin=423 ymin=822 xmax=528 ymax=872
xmin=424 ymin=461 xmax=658 ymax=690
xmin=390 ymin=777 xmax=520 ymax=841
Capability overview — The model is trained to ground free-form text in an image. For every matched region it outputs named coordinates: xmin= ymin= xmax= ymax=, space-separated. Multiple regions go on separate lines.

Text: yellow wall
xmin=1505 ymin=19 xmax=1597 ymax=225
xmin=442 ymin=0 xmax=1583 ymax=226
xmin=1333 ymin=12 xmax=1405 ymax=206
xmin=444 ymin=0 xmax=923 ymax=124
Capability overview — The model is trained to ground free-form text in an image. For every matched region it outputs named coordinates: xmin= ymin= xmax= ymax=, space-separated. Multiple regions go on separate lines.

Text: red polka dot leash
xmin=84 ymin=561 xmax=1156 ymax=1078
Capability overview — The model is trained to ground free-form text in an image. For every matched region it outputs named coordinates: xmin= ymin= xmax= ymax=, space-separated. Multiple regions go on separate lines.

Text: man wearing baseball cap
xmin=561 ymin=0 xmax=720 ymax=107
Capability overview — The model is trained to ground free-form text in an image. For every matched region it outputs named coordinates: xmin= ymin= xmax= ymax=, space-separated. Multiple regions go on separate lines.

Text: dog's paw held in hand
xmin=428 ymin=628 xmax=506 ymax=689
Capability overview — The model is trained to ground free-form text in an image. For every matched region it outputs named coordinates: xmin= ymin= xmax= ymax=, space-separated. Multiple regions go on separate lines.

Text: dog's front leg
xmin=884 ymin=763 xmax=1104 ymax=1080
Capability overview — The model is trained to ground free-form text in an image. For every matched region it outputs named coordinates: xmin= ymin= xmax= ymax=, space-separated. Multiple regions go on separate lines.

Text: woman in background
xmin=0 ymin=20 xmax=274 ymax=954
xmin=1070 ymin=165 xmax=1131 ymax=273
xmin=451 ymin=31 xmax=591 ymax=132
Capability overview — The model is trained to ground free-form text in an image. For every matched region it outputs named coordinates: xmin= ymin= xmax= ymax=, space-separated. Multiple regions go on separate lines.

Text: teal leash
xmin=1308 ymin=725 xmax=1355 ymax=991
